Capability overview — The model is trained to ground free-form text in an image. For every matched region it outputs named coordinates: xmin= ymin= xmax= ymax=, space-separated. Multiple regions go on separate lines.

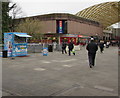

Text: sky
xmin=10 ymin=0 xmax=119 ymax=28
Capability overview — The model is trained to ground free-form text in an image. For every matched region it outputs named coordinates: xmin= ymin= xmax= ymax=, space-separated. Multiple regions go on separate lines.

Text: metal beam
xmin=75 ymin=1 xmax=120 ymax=28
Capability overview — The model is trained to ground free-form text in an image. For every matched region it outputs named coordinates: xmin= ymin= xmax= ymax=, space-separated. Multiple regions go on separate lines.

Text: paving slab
xmin=2 ymin=46 xmax=118 ymax=96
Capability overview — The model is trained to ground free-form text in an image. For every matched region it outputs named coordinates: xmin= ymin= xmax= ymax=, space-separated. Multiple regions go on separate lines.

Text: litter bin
xmin=48 ymin=44 xmax=53 ymax=52
xmin=3 ymin=50 xmax=8 ymax=58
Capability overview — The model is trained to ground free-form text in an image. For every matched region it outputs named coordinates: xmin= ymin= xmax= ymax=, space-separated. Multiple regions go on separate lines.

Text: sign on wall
xmin=56 ymin=20 xmax=67 ymax=34
xmin=59 ymin=21 xmax=63 ymax=33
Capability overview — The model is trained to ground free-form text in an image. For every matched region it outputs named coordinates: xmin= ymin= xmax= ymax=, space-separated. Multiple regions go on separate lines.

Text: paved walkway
xmin=2 ymin=46 xmax=118 ymax=96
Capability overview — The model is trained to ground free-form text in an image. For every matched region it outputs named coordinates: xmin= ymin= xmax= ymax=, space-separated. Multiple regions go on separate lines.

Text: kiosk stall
xmin=4 ymin=32 xmax=31 ymax=57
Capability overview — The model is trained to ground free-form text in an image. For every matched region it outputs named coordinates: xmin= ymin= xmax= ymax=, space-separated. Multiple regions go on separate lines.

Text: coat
xmin=62 ymin=42 xmax=67 ymax=49
xmin=68 ymin=42 xmax=74 ymax=50
xmin=99 ymin=42 xmax=104 ymax=48
xmin=86 ymin=42 xmax=98 ymax=54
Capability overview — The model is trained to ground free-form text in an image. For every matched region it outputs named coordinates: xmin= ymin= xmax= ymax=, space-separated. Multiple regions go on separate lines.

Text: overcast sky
xmin=10 ymin=0 xmax=119 ymax=27
xmin=11 ymin=0 xmax=119 ymax=17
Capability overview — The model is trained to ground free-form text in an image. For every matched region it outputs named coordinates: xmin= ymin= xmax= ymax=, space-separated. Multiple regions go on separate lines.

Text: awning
xmin=78 ymin=35 xmax=83 ymax=37
xmin=78 ymin=35 xmax=90 ymax=38
xmin=14 ymin=34 xmax=32 ymax=37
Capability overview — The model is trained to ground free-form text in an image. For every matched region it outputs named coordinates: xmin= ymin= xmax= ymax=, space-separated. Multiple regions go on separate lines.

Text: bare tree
xmin=9 ymin=1 xmax=26 ymax=31
xmin=9 ymin=3 xmax=25 ymax=19
xmin=15 ymin=18 xmax=43 ymax=42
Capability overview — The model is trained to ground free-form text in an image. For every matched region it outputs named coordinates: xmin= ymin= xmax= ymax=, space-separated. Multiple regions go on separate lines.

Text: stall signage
xmin=43 ymin=48 xmax=48 ymax=56
xmin=15 ymin=45 xmax=27 ymax=54
xmin=4 ymin=33 xmax=13 ymax=51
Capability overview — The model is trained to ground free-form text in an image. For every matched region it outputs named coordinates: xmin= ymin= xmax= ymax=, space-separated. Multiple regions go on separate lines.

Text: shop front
xmin=42 ymin=33 xmax=91 ymax=46
xmin=78 ymin=35 xmax=91 ymax=45
xmin=60 ymin=34 xmax=78 ymax=45
xmin=60 ymin=34 xmax=90 ymax=45
xmin=42 ymin=34 xmax=58 ymax=44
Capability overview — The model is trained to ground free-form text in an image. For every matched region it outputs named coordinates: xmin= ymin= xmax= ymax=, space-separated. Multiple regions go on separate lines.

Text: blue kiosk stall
xmin=4 ymin=32 xmax=31 ymax=57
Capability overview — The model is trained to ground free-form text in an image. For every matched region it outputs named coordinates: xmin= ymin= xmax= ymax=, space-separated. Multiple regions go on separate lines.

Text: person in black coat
xmin=62 ymin=41 xmax=67 ymax=54
xmin=68 ymin=40 xmax=75 ymax=56
xmin=86 ymin=38 xmax=98 ymax=68
xmin=99 ymin=41 xmax=104 ymax=53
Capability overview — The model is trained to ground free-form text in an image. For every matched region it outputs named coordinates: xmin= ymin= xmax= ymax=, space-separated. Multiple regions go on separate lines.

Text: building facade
xmin=112 ymin=28 xmax=120 ymax=40
xmin=17 ymin=13 xmax=103 ymax=44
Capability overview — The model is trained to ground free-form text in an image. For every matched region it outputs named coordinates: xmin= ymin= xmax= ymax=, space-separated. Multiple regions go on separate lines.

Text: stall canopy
xmin=14 ymin=33 xmax=32 ymax=37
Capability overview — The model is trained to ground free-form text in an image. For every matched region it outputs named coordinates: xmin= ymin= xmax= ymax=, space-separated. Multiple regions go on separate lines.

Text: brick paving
xmin=2 ymin=46 xmax=118 ymax=96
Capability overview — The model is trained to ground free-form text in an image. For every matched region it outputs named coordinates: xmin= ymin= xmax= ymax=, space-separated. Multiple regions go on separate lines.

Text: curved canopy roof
xmin=76 ymin=1 xmax=120 ymax=28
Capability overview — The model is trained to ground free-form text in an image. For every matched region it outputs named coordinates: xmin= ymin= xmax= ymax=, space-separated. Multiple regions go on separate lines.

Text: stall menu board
xmin=4 ymin=33 xmax=13 ymax=53
xmin=13 ymin=44 xmax=27 ymax=56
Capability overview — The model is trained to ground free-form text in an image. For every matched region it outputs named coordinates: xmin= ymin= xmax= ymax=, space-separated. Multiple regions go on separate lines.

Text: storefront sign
xmin=59 ymin=21 xmax=63 ymax=33
xmin=78 ymin=35 xmax=83 ymax=37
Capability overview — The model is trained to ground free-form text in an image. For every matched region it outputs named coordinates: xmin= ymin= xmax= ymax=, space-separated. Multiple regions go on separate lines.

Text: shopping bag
xmin=71 ymin=49 xmax=75 ymax=55
xmin=71 ymin=49 xmax=75 ymax=53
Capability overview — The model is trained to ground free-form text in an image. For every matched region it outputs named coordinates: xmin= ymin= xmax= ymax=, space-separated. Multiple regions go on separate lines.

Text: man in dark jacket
xmin=86 ymin=38 xmax=98 ymax=68
xmin=68 ymin=40 xmax=75 ymax=56
xmin=99 ymin=41 xmax=104 ymax=53
xmin=62 ymin=41 xmax=67 ymax=54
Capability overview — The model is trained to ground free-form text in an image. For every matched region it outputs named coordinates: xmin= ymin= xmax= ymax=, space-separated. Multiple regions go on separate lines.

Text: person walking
xmin=68 ymin=40 xmax=75 ymax=56
xmin=86 ymin=38 xmax=98 ymax=68
xmin=62 ymin=41 xmax=67 ymax=54
xmin=99 ymin=40 xmax=104 ymax=53
xmin=106 ymin=41 xmax=110 ymax=48
xmin=53 ymin=41 xmax=57 ymax=51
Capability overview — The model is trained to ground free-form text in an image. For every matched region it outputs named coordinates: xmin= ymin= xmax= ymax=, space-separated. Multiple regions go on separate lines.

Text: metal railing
xmin=27 ymin=43 xmax=62 ymax=53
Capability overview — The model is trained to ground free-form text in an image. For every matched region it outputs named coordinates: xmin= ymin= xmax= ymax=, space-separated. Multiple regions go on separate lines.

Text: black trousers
xmin=68 ymin=49 xmax=72 ymax=56
xmin=88 ymin=53 xmax=96 ymax=66
xmin=62 ymin=48 xmax=67 ymax=54
xmin=100 ymin=47 xmax=104 ymax=53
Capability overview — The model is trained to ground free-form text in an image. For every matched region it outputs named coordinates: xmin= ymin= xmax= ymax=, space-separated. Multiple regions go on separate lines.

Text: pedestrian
xmin=106 ymin=41 xmax=110 ymax=48
xmin=62 ymin=41 xmax=67 ymax=54
xmin=68 ymin=40 xmax=75 ymax=56
xmin=80 ymin=42 xmax=82 ymax=50
xmin=99 ymin=40 xmax=104 ymax=53
xmin=117 ymin=40 xmax=120 ymax=47
xmin=86 ymin=38 xmax=98 ymax=68
xmin=71 ymin=48 xmax=75 ymax=55
xmin=53 ymin=41 xmax=57 ymax=51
